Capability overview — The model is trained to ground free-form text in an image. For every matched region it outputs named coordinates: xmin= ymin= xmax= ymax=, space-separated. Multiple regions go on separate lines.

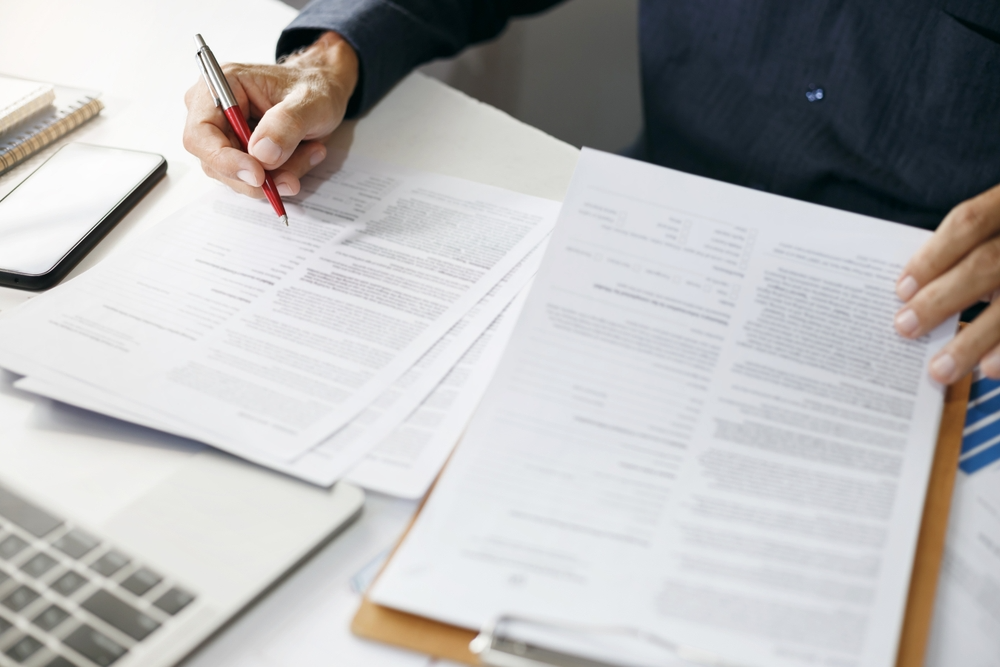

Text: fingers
xmin=982 ymin=340 xmax=1000 ymax=379
xmin=896 ymin=183 xmax=1000 ymax=300
xmin=248 ymin=83 xmax=340 ymax=170
xmin=270 ymin=141 xmax=328 ymax=196
xmin=200 ymin=162 xmax=265 ymax=199
xmin=928 ymin=301 xmax=1000 ymax=383
xmin=183 ymin=80 xmax=266 ymax=190
xmin=894 ymin=184 xmax=1000 ymax=385
xmin=246 ymin=32 xmax=358 ymax=170
xmin=205 ymin=140 xmax=327 ymax=199
xmin=894 ymin=235 xmax=1000 ymax=338
xmin=183 ymin=45 xmax=354 ymax=195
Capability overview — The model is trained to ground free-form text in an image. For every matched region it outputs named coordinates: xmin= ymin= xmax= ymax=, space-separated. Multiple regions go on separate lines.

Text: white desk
xmin=0 ymin=0 xmax=578 ymax=664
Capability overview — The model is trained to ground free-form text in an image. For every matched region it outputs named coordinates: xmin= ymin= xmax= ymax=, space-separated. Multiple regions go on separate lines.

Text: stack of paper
xmin=0 ymin=152 xmax=558 ymax=496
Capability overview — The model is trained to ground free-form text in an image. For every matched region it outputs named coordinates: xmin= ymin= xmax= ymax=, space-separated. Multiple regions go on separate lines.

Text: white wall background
xmin=281 ymin=0 xmax=643 ymax=152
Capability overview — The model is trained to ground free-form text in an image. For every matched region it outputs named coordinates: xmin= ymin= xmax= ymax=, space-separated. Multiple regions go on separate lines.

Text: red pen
xmin=194 ymin=34 xmax=288 ymax=225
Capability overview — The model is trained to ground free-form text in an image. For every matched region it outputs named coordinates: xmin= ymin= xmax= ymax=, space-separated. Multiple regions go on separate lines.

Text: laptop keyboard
xmin=0 ymin=484 xmax=197 ymax=667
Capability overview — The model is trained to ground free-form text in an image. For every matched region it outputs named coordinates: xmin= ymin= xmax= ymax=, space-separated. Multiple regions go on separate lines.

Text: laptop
xmin=0 ymin=370 xmax=364 ymax=667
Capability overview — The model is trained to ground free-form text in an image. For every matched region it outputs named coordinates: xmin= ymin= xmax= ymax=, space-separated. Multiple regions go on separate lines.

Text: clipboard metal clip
xmin=470 ymin=615 xmax=751 ymax=667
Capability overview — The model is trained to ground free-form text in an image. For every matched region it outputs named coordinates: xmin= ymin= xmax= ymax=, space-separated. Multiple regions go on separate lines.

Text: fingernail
xmin=931 ymin=353 xmax=957 ymax=384
xmin=897 ymin=275 xmax=919 ymax=301
xmin=236 ymin=170 xmax=259 ymax=187
xmin=894 ymin=309 xmax=920 ymax=336
xmin=982 ymin=353 xmax=1000 ymax=378
xmin=309 ymin=147 xmax=326 ymax=166
xmin=277 ymin=183 xmax=294 ymax=197
xmin=252 ymin=137 xmax=282 ymax=164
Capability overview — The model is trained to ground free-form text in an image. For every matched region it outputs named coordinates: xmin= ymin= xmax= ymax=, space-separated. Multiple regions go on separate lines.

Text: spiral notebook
xmin=0 ymin=78 xmax=103 ymax=175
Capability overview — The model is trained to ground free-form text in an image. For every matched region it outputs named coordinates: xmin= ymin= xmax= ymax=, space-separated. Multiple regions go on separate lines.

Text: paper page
xmin=346 ymin=284 xmax=530 ymax=498
xmin=263 ymin=244 xmax=542 ymax=484
xmin=12 ymin=243 xmax=542 ymax=486
xmin=370 ymin=149 xmax=957 ymax=667
xmin=0 ymin=152 xmax=558 ymax=463
xmin=925 ymin=373 xmax=1000 ymax=666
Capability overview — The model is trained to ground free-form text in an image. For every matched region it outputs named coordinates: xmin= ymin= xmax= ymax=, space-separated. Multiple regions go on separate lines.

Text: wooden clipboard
xmin=352 ymin=376 xmax=972 ymax=667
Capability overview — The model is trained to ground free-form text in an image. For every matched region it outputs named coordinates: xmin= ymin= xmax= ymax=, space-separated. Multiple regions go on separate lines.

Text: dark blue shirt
xmin=277 ymin=0 xmax=1000 ymax=229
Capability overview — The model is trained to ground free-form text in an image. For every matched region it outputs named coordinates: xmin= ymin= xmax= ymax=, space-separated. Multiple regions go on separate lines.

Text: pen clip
xmin=193 ymin=34 xmax=238 ymax=110
xmin=195 ymin=52 xmax=221 ymax=108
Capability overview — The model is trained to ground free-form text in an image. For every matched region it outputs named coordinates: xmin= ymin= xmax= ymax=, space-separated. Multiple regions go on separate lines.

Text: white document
xmin=0 ymin=153 xmax=558 ymax=466
xmin=347 ymin=285 xmax=530 ymax=498
xmin=926 ymin=425 xmax=1000 ymax=666
xmin=261 ymin=244 xmax=540 ymax=483
xmin=370 ymin=149 xmax=958 ymax=667
xmin=12 ymin=243 xmax=543 ymax=486
xmin=12 ymin=252 xmax=535 ymax=486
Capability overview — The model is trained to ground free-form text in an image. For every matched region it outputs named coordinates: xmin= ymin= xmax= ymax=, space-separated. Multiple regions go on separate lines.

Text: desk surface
xmin=0 ymin=0 xmax=577 ymax=664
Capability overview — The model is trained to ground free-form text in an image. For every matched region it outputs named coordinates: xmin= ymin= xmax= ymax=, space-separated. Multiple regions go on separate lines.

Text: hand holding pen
xmin=195 ymin=34 xmax=288 ymax=225
xmin=185 ymin=32 xmax=359 ymax=220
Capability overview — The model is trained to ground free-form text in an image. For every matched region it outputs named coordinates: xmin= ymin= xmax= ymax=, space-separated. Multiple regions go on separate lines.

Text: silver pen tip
xmin=280 ymin=215 xmax=289 ymax=226
xmin=194 ymin=34 xmax=207 ymax=49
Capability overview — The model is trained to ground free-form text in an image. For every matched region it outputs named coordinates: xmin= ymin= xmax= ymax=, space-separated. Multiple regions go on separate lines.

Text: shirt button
xmin=806 ymin=86 xmax=825 ymax=102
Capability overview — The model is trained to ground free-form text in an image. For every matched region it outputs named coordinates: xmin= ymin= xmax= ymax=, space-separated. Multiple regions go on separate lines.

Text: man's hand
xmin=183 ymin=31 xmax=358 ymax=198
xmin=895 ymin=183 xmax=1000 ymax=383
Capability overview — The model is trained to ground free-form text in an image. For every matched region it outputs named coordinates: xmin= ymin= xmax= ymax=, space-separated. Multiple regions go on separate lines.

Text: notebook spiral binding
xmin=0 ymin=93 xmax=103 ymax=175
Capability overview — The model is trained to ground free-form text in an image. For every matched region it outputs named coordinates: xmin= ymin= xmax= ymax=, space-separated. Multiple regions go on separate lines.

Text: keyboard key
xmin=0 ymin=486 xmax=63 ymax=537
xmin=120 ymin=568 xmax=161 ymax=597
xmin=3 ymin=585 xmax=40 ymax=612
xmin=82 ymin=590 xmax=160 ymax=641
xmin=63 ymin=624 xmax=127 ymax=666
xmin=6 ymin=634 xmax=43 ymax=663
xmin=0 ymin=535 xmax=29 ymax=560
xmin=21 ymin=552 xmax=58 ymax=578
xmin=51 ymin=571 xmax=88 ymax=597
xmin=53 ymin=531 xmax=99 ymax=560
xmin=46 ymin=658 xmax=80 ymax=667
xmin=153 ymin=587 xmax=195 ymax=615
xmin=34 ymin=604 xmax=71 ymax=631
xmin=0 ymin=615 xmax=12 ymax=636
xmin=89 ymin=551 xmax=129 ymax=577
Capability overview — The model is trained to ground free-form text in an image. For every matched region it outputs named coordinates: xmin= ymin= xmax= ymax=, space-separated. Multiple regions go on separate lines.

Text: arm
xmin=183 ymin=0 xmax=562 ymax=198
xmin=277 ymin=0 xmax=563 ymax=117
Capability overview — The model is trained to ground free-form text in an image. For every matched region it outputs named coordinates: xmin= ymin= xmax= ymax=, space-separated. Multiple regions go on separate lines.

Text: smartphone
xmin=0 ymin=143 xmax=167 ymax=290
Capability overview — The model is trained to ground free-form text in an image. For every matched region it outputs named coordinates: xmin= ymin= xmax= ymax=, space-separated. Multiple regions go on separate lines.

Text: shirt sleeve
xmin=275 ymin=0 xmax=562 ymax=117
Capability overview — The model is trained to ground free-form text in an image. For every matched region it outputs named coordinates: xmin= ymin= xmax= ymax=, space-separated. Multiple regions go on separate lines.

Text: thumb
xmin=248 ymin=88 xmax=335 ymax=170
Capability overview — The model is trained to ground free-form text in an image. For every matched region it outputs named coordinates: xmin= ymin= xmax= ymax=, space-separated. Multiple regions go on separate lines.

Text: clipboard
xmin=352 ymin=375 xmax=972 ymax=667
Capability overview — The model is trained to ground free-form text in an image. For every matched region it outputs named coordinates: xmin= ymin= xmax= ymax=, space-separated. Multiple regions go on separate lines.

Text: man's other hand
xmin=895 ymin=183 xmax=1000 ymax=383
xmin=183 ymin=31 xmax=358 ymax=198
